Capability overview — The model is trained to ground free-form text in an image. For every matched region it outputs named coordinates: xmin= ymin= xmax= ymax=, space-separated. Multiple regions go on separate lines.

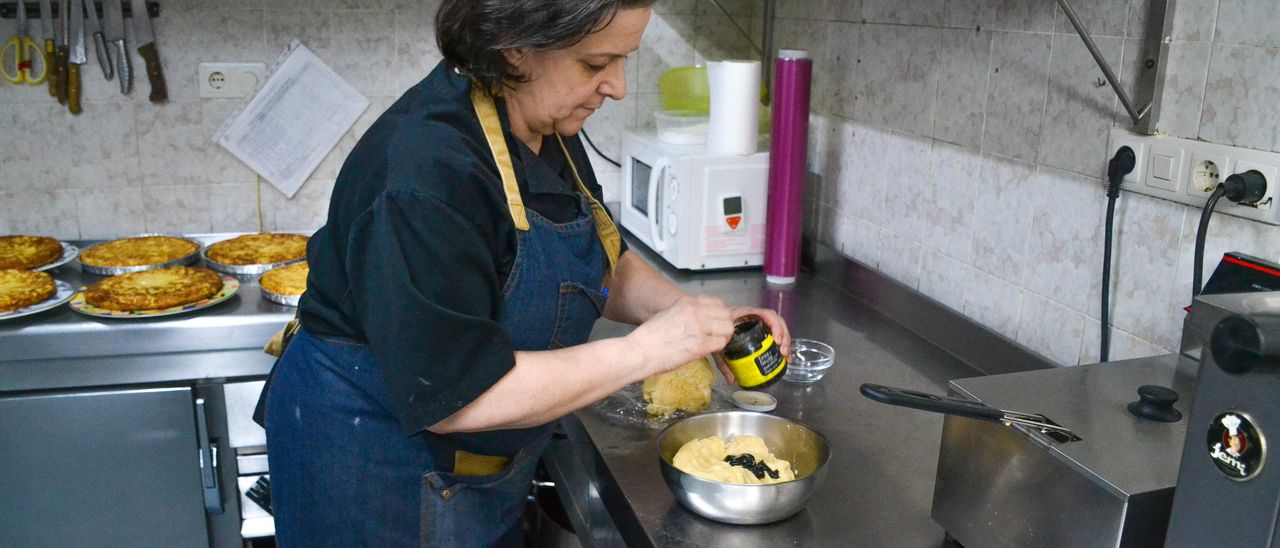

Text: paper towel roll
xmin=706 ymin=60 xmax=761 ymax=156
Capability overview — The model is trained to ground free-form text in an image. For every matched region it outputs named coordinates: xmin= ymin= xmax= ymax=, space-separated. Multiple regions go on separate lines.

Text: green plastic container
xmin=658 ymin=66 xmax=711 ymax=114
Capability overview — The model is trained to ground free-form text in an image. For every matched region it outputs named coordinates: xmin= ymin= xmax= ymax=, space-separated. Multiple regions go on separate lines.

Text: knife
xmin=55 ymin=0 xmax=69 ymax=103
xmin=129 ymin=0 xmax=165 ymax=102
xmin=67 ymin=0 xmax=85 ymax=114
xmin=83 ymin=0 xmax=112 ymax=79
xmin=102 ymin=0 xmax=129 ymax=94
xmin=39 ymin=0 xmax=56 ymax=96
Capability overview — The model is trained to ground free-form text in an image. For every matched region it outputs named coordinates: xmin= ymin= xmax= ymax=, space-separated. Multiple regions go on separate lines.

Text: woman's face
xmin=504 ymin=7 xmax=651 ymax=138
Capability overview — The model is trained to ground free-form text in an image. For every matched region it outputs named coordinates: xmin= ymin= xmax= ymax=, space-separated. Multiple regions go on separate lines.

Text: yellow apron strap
xmin=470 ymin=88 xmax=530 ymax=231
xmin=453 ymin=450 xmax=512 ymax=477
xmin=554 ymin=134 xmax=622 ymax=277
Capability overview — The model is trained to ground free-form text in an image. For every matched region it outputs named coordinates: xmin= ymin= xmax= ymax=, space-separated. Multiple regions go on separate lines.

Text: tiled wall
xmin=762 ymin=0 xmax=1280 ymax=365
xmin=3 ymin=0 xmax=1279 ymax=366
xmin=0 ymin=0 xmax=442 ymax=239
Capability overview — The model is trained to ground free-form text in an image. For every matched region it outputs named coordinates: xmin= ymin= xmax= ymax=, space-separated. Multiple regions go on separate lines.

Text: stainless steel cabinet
xmin=0 ymin=387 xmax=213 ymax=547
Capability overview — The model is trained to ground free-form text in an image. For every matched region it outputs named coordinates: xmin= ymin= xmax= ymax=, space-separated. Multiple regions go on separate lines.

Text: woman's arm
xmin=600 ymin=250 xmax=793 ymax=382
xmin=600 ymin=250 xmax=687 ymax=325
xmin=430 ymin=294 xmax=735 ymax=433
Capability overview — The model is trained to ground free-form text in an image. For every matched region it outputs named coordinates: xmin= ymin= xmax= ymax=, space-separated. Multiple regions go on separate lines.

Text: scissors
xmin=2 ymin=2 xmax=49 ymax=85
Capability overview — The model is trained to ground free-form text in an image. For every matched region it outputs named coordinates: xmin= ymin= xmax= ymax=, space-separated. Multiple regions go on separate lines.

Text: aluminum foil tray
xmin=77 ymin=235 xmax=204 ymax=276
xmin=260 ymin=284 xmax=302 ymax=307
xmin=203 ymin=251 xmax=305 ymax=276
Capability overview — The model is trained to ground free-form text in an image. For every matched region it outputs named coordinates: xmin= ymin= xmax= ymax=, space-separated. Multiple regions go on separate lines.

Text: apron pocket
xmin=548 ymin=281 xmax=607 ymax=349
xmin=420 ymin=437 xmax=548 ymax=547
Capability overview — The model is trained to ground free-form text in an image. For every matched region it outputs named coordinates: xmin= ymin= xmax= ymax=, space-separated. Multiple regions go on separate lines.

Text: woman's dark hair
xmin=436 ymin=0 xmax=656 ymax=96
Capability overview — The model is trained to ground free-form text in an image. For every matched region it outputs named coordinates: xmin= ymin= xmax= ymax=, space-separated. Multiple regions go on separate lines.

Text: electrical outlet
xmin=1107 ymin=128 xmax=1280 ymax=226
xmin=198 ymin=62 xmax=267 ymax=99
xmin=1234 ymin=160 xmax=1277 ymax=210
xmin=1189 ymin=151 xmax=1231 ymax=196
xmin=1108 ymin=134 xmax=1147 ymax=187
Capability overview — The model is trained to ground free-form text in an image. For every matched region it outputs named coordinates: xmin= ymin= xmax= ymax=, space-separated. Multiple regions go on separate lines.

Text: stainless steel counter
xmin=0 ymin=234 xmax=292 ymax=392
xmin=552 ymin=240 xmax=1055 ymax=547
xmin=1 ymin=231 xmax=1056 ymax=546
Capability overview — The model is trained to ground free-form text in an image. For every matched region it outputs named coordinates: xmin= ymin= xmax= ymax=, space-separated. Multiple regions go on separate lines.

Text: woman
xmin=262 ymin=1 xmax=790 ymax=545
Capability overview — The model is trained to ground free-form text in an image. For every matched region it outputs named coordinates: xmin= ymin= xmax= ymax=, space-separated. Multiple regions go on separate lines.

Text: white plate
xmin=0 ymin=280 xmax=76 ymax=321
xmin=69 ymin=276 xmax=241 ymax=319
xmin=33 ymin=242 xmax=79 ymax=272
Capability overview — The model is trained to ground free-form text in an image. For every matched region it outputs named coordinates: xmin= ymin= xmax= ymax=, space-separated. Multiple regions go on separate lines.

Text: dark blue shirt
xmin=298 ymin=62 xmax=621 ymax=435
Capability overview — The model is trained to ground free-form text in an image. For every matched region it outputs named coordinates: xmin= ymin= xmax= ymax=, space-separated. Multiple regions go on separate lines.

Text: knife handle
xmin=112 ymin=39 xmax=130 ymax=95
xmin=137 ymin=42 xmax=167 ymax=103
xmin=93 ymin=33 xmax=113 ymax=80
xmin=68 ymin=62 xmax=81 ymax=115
xmin=55 ymin=45 xmax=69 ymax=104
xmin=44 ymin=39 xmax=57 ymax=96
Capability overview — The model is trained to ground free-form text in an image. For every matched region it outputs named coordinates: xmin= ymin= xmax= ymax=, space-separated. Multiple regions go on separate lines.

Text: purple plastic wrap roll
xmin=764 ymin=50 xmax=813 ymax=285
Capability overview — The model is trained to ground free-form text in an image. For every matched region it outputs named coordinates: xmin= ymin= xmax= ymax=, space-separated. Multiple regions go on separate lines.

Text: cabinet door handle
xmin=194 ymin=398 xmax=224 ymax=514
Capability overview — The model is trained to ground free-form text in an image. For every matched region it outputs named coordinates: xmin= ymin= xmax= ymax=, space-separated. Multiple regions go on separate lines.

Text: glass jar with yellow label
xmin=722 ymin=316 xmax=787 ymax=389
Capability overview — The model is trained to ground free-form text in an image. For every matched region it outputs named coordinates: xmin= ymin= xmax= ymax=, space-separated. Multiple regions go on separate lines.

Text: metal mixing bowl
xmin=656 ymin=411 xmax=831 ymax=524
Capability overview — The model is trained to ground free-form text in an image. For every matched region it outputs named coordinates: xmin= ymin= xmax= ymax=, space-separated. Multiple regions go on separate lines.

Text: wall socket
xmin=1107 ymin=128 xmax=1280 ymax=225
xmin=198 ymin=62 xmax=267 ymax=99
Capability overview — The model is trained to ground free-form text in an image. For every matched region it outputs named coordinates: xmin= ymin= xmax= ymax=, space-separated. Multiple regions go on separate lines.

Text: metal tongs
xmin=860 ymin=384 xmax=1079 ymax=440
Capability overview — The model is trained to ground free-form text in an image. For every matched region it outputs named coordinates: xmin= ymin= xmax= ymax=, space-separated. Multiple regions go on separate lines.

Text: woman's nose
xmin=599 ymin=60 xmax=627 ymax=101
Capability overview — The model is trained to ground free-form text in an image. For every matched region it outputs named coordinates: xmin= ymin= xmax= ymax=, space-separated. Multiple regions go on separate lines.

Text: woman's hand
xmin=710 ymin=306 xmax=792 ymax=385
xmin=625 ymin=295 xmax=734 ymax=377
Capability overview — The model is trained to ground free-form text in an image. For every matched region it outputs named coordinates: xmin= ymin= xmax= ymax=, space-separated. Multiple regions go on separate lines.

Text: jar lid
xmin=731 ymin=390 xmax=777 ymax=412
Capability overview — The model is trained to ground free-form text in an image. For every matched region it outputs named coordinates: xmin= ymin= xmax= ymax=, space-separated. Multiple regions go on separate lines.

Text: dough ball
xmin=643 ymin=356 xmax=715 ymax=417
xmin=671 ymin=434 xmax=796 ymax=485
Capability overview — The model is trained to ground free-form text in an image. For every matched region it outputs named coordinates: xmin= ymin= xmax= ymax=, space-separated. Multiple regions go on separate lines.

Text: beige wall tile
xmin=983 ymin=31 xmax=1051 ymax=163
xmin=4 ymin=191 xmax=81 ymax=239
xmin=1016 ymin=292 xmax=1085 ymax=366
xmin=1200 ymin=43 xmax=1280 ymax=151
xmin=145 ymin=185 xmax=213 ymax=234
xmin=76 ymin=188 xmax=147 ymax=239
xmin=1023 ymin=167 xmax=1104 ymax=313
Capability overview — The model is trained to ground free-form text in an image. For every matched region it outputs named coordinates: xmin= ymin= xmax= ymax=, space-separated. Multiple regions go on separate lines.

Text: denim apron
xmin=263 ymin=87 xmax=620 ymax=547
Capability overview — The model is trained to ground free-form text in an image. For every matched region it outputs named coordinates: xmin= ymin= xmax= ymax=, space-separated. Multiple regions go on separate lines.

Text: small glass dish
xmin=783 ymin=339 xmax=835 ymax=383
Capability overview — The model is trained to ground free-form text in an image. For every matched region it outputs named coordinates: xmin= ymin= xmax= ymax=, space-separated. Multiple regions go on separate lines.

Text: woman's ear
xmin=502 ymin=48 xmax=529 ymax=72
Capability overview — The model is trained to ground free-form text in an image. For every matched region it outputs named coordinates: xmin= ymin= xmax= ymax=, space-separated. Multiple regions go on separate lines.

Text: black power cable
xmin=1193 ymin=170 xmax=1268 ymax=301
xmin=580 ymin=129 xmax=621 ymax=168
xmin=1100 ymin=146 xmax=1135 ymax=363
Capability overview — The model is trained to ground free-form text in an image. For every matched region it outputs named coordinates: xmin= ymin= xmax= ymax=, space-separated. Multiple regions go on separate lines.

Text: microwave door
xmin=647 ymin=158 xmax=671 ymax=251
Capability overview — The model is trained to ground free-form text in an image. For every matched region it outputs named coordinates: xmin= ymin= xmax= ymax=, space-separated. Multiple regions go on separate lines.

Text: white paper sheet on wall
xmin=216 ymin=41 xmax=369 ymax=199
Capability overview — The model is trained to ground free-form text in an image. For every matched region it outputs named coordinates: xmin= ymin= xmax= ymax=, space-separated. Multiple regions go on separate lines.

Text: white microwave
xmin=619 ymin=130 xmax=771 ymax=271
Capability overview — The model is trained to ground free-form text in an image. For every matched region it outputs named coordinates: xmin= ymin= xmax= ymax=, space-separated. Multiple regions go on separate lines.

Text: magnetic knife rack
xmin=0 ymin=2 xmax=160 ymax=19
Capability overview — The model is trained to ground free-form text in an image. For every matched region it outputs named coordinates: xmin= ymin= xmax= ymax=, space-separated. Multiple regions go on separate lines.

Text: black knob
xmin=1127 ymin=385 xmax=1182 ymax=423
xmin=1211 ymin=313 xmax=1280 ymax=374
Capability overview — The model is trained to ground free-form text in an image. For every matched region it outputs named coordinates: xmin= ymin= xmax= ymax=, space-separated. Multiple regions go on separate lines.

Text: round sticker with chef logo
xmin=1206 ymin=411 xmax=1265 ymax=481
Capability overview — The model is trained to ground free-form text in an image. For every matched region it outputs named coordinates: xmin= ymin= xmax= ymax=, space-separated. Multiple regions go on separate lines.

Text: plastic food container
xmin=655 ymin=110 xmax=710 ymax=145
xmin=783 ymin=339 xmax=835 ymax=383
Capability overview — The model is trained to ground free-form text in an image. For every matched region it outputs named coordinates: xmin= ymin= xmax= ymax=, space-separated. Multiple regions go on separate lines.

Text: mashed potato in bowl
xmin=672 ymin=434 xmax=796 ymax=485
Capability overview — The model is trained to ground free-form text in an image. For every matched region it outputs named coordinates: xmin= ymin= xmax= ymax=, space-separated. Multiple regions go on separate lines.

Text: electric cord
xmin=1192 ymin=170 xmax=1268 ymax=301
xmin=580 ymin=129 xmax=621 ymax=168
xmin=1192 ymin=185 xmax=1227 ymax=301
xmin=1100 ymin=146 xmax=1135 ymax=363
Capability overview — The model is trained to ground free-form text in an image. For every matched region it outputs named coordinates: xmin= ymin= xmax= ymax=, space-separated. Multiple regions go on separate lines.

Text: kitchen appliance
xmin=619 ymin=129 xmax=769 ymax=270
xmin=852 ymin=252 xmax=1280 ymax=546
xmin=925 ymin=355 xmax=1194 ymax=547
xmin=1166 ymin=291 xmax=1280 ymax=547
